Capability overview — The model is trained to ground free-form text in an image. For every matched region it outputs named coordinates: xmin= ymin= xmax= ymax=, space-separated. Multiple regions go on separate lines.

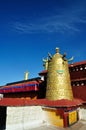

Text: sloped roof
xmin=71 ymin=78 xmax=86 ymax=82
xmin=0 ymin=80 xmax=39 ymax=93
xmin=39 ymin=70 xmax=47 ymax=76
xmin=6 ymin=77 xmax=41 ymax=85
xmin=0 ymin=98 xmax=83 ymax=107
xmin=39 ymin=60 xmax=86 ymax=75
xmin=69 ymin=60 xmax=86 ymax=67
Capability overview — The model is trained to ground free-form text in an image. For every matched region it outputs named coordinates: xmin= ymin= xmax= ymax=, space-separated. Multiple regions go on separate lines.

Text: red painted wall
xmin=70 ymin=70 xmax=86 ymax=80
xmin=72 ymin=86 xmax=86 ymax=101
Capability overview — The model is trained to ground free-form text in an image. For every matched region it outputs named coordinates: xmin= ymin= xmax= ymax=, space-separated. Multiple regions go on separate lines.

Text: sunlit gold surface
xmin=46 ymin=48 xmax=73 ymax=100
xmin=43 ymin=108 xmax=63 ymax=127
xmin=69 ymin=111 xmax=77 ymax=125
xmin=24 ymin=71 xmax=29 ymax=80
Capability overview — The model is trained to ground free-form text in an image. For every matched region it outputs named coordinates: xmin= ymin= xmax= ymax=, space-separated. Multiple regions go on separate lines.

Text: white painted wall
xmin=6 ymin=106 xmax=46 ymax=130
xmin=79 ymin=106 xmax=86 ymax=120
xmin=6 ymin=105 xmax=86 ymax=130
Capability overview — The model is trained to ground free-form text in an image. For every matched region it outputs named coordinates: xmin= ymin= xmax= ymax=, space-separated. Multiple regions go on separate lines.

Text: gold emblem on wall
xmin=69 ymin=111 xmax=77 ymax=125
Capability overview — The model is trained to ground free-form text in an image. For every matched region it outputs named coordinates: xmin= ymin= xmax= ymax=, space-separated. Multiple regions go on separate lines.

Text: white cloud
xmin=11 ymin=3 xmax=86 ymax=34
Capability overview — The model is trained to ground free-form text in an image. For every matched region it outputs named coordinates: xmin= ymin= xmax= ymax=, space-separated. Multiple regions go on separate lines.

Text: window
xmin=80 ymin=66 xmax=83 ymax=70
xmin=84 ymin=65 xmax=86 ymax=69
xmin=76 ymin=67 xmax=79 ymax=71
xmin=81 ymin=82 xmax=84 ymax=86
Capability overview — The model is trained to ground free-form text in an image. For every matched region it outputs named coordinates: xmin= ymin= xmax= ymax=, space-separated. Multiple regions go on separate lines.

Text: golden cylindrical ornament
xmin=46 ymin=48 xmax=73 ymax=100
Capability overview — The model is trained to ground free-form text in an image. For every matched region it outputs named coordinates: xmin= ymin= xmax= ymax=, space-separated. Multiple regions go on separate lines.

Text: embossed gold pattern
xmin=46 ymin=48 xmax=73 ymax=100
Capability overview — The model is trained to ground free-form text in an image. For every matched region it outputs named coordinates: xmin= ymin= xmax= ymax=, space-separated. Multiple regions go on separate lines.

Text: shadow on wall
xmin=0 ymin=106 xmax=7 ymax=130
xmin=38 ymin=80 xmax=46 ymax=99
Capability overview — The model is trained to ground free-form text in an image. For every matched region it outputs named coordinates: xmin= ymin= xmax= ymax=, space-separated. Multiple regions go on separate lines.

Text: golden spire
xmin=46 ymin=47 xmax=73 ymax=100
xmin=55 ymin=47 xmax=59 ymax=53
xmin=43 ymin=57 xmax=48 ymax=70
xmin=24 ymin=71 xmax=29 ymax=80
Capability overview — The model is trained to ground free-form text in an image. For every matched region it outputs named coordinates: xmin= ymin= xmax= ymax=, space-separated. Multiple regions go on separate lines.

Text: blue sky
xmin=0 ymin=0 xmax=86 ymax=85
